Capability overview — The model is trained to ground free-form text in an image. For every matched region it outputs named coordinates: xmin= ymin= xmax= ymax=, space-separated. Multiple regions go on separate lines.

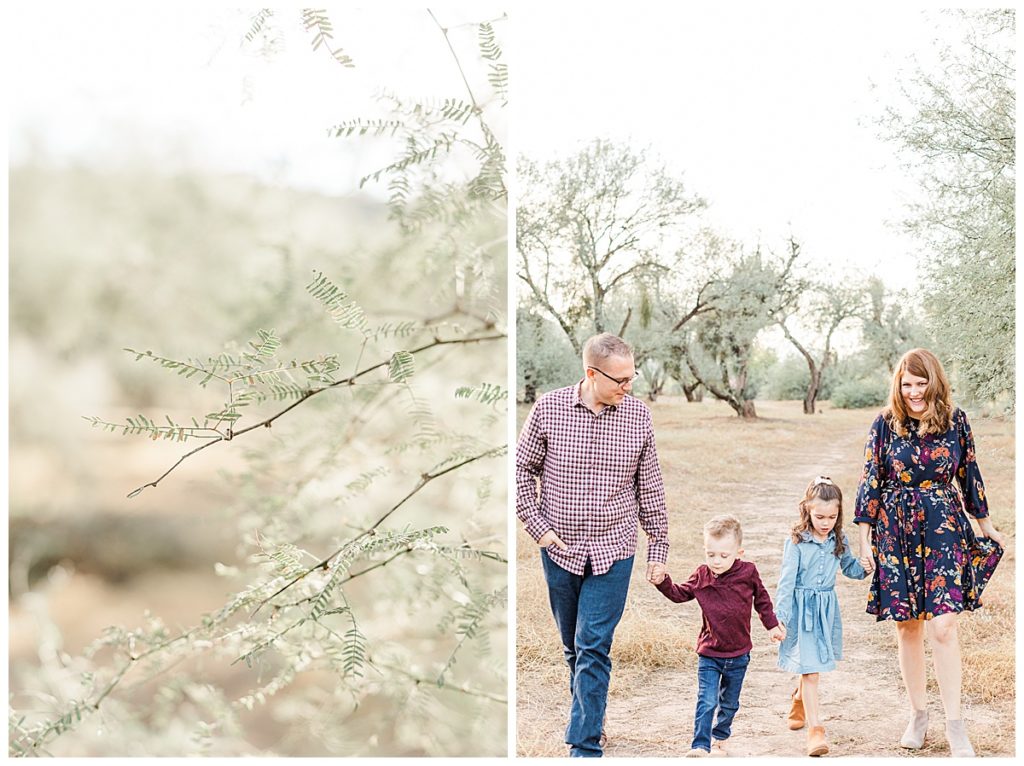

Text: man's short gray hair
xmin=582 ymin=333 xmax=634 ymax=366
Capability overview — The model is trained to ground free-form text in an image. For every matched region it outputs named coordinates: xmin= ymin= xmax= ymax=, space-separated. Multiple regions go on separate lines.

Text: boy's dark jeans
xmin=692 ymin=652 xmax=750 ymax=751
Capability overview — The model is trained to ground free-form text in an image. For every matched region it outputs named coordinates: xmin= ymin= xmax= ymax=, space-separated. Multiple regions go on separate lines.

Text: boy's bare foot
xmin=710 ymin=739 xmax=728 ymax=757
xmin=686 ymin=747 xmax=709 ymax=757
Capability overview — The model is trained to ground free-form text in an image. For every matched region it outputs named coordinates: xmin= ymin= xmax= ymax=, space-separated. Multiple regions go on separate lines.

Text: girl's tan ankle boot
xmin=806 ymin=726 xmax=829 ymax=757
xmin=787 ymin=691 xmax=806 ymax=730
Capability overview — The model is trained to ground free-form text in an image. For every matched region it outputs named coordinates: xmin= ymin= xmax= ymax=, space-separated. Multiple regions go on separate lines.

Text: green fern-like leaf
xmin=306 ymin=270 xmax=369 ymax=334
xmin=244 ymin=9 xmax=274 ymax=43
xmin=440 ymin=98 xmax=476 ymax=125
xmin=360 ymin=133 xmax=458 ymax=189
xmin=310 ymin=564 xmax=348 ymax=621
xmin=266 ymin=543 xmax=307 ymax=579
xmin=478 ymin=22 xmax=502 ymax=61
xmin=124 ymin=348 xmax=226 ymax=387
xmin=83 ymin=414 xmax=217 ymax=442
xmin=267 ymin=382 xmax=309 ymax=401
xmin=328 ymin=118 xmax=403 ymax=139
xmin=301 ymin=8 xmax=355 ymax=67
xmin=343 ymin=467 xmax=390 ymax=495
xmin=454 ymin=382 xmax=508 ymax=406
xmin=342 ymin=611 xmax=367 ymax=678
xmin=488 ymin=62 xmax=508 ymax=102
xmin=387 ymin=351 xmax=415 ymax=383
xmin=365 ymin=321 xmax=420 ymax=343
xmin=330 ymin=48 xmax=355 ymax=67
xmin=245 ymin=328 xmax=281 ymax=362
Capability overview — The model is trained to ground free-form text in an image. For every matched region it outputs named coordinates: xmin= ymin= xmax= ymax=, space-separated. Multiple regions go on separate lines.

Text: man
xmin=516 ymin=332 xmax=669 ymax=757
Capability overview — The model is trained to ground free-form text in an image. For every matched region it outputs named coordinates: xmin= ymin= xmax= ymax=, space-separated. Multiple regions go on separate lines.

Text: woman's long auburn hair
xmin=791 ymin=477 xmax=846 ymax=558
xmin=884 ymin=348 xmax=953 ymax=437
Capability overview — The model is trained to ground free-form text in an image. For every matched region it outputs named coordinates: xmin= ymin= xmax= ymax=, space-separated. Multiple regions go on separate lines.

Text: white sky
xmin=511 ymin=5 xmax=970 ymax=293
xmin=7 ymin=5 xmax=504 ymax=197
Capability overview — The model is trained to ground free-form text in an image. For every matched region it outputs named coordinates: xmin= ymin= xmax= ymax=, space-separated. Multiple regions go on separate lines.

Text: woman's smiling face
xmin=901 ymin=371 xmax=929 ymax=416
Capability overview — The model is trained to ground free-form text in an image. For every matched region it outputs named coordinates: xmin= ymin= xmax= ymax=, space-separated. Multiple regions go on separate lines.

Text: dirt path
xmin=516 ymin=402 xmax=1015 ymax=758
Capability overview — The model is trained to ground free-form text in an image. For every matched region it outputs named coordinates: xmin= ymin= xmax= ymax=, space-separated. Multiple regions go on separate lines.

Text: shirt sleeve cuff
xmin=646 ymin=541 xmax=669 ymax=564
xmin=523 ymin=515 xmax=552 ymax=543
xmin=852 ymin=514 xmax=875 ymax=526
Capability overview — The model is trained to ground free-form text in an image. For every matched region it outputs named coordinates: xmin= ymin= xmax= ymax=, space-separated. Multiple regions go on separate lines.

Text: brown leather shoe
xmin=787 ymin=690 xmax=806 ymax=730
xmin=807 ymin=726 xmax=829 ymax=757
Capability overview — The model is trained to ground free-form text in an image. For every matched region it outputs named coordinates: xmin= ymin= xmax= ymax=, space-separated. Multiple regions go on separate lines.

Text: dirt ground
xmin=515 ymin=398 xmax=1015 ymax=758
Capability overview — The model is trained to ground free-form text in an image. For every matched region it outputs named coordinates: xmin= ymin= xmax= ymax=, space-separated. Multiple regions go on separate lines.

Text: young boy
xmin=652 ymin=514 xmax=784 ymax=757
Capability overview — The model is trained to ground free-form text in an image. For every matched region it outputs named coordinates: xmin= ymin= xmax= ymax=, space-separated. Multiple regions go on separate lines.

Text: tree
xmin=861 ymin=276 xmax=929 ymax=373
xmin=883 ymin=9 xmax=1014 ymax=405
xmin=516 ymin=306 xmax=579 ymax=402
xmin=516 ymin=140 xmax=706 ymax=352
xmin=777 ymin=282 xmax=865 ymax=414
xmin=683 ymin=243 xmax=801 ymax=418
xmin=772 ymin=240 xmax=866 ymax=414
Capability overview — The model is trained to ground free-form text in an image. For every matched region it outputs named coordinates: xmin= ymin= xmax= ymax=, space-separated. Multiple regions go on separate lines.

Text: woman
xmin=853 ymin=348 xmax=1006 ymax=757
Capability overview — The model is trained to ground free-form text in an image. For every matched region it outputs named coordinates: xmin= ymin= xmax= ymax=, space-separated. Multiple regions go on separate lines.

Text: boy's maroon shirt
xmin=656 ymin=559 xmax=779 ymax=658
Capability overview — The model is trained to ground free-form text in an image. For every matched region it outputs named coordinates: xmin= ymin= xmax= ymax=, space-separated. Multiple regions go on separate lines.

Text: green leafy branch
xmin=96 ymin=329 xmax=502 ymax=498
xmin=375 ymin=660 xmax=506 ymax=704
xmin=436 ymin=585 xmax=506 ymax=685
xmin=454 ymin=382 xmax=507 ymax=406
xmin=301 ymin=8 xmax=354 ymax=67
xmin=253 ymin=444 xmax=506 ymax=613
xmin=12 ymin=501 xmax=503 ymax=754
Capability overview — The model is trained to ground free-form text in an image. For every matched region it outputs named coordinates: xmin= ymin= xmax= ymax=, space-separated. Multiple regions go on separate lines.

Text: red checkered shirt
xmin=516 ymin=381 xmax=670 ymax=576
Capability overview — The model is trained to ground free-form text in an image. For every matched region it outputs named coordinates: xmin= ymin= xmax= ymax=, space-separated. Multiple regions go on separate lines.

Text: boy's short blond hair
xmin=704 ymin=514 xmax=743 ymax=545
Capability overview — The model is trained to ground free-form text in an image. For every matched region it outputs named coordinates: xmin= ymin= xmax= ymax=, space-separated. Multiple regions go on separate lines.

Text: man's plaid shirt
xmin=516 ymin=382 xmax=669 ymax=576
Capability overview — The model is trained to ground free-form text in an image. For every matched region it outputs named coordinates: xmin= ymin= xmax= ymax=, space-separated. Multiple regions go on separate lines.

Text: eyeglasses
xmin=588 ymin=366 xmax=640 ymax=388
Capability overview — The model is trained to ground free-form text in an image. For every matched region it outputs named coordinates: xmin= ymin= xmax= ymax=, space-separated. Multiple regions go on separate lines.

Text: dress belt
xmin=794 ymin=586 xmax=834 ymax=664
xmin=881 ymin=482 xmax=953 ymax=493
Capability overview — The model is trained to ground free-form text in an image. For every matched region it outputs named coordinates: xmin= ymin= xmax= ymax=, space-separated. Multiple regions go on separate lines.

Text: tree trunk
xmin=682 ymin=348 xmax=753 ymax=417
xmin=803 ymin=370 xmax=821 ymax=414
xmin=682 ymin=382 xmax=702 ymax=402
xmin=647 ymin=378 xmax=665 ymax=402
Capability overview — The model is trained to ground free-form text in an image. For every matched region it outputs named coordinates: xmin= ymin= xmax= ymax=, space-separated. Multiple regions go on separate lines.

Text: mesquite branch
xmin=253 ymin=445 xmax=505 ymax=613
xmin=126 ymin=332 xmax=504 ymax=497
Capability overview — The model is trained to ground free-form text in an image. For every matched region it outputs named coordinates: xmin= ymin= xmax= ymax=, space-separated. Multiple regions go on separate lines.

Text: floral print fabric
xmin=854 ymin=408 xmax=1002 ymax=621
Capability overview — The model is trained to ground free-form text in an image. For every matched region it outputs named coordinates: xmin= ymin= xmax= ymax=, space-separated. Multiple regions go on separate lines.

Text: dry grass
xmin=516 ymin=396 xmax=1015 ymax=757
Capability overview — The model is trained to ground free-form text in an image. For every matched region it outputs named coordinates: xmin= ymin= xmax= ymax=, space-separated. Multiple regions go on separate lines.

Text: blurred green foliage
xmin=10 ymin=9 xmax=508 ymax=757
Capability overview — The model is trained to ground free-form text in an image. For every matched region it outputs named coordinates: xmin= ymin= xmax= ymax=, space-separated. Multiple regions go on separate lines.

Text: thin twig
xmin=251 ymin=445 xmax=505 ymax=613
xmin=427 ymin=9 xmax=478 ymax=110
xmin=376 ymin=660 xmax=506 ymax=704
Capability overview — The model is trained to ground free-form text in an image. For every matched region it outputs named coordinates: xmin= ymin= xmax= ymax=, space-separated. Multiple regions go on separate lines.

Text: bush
xmin=760 ymin=355 xmax=808 ymax=400
xmin=830 ymin=376 xmax=888 ymax=409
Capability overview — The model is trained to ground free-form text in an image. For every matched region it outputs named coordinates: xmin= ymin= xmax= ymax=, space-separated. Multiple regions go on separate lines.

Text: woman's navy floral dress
xmin=854 ymin=408 xmax=1002 ymax=621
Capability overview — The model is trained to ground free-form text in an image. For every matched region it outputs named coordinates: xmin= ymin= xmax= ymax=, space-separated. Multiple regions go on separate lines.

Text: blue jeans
xmin=692 ymin=653 xmax=750 ymax=751
xmin=541 ymin=549 xmax=634 ymax=758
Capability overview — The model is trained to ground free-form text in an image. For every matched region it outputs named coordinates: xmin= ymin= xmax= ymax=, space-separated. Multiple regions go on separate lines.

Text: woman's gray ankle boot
xmin=899 ymin=709 xmax=929 ymax=749
xmin=945 ymin=719 xmax=975 ymax=757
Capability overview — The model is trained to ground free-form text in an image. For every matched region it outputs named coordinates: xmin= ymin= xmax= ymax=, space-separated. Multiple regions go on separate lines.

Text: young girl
xmin=775 ymin=477 xmax=867 ymax=757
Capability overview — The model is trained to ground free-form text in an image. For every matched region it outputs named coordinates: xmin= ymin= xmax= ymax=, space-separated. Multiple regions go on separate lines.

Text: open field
xmin=516 ymin=398 xmax=1015 ymax=757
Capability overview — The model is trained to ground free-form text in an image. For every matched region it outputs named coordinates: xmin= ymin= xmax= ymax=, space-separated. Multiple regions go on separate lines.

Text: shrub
xmin=830 ymin=376 xmax=888 ymax=409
